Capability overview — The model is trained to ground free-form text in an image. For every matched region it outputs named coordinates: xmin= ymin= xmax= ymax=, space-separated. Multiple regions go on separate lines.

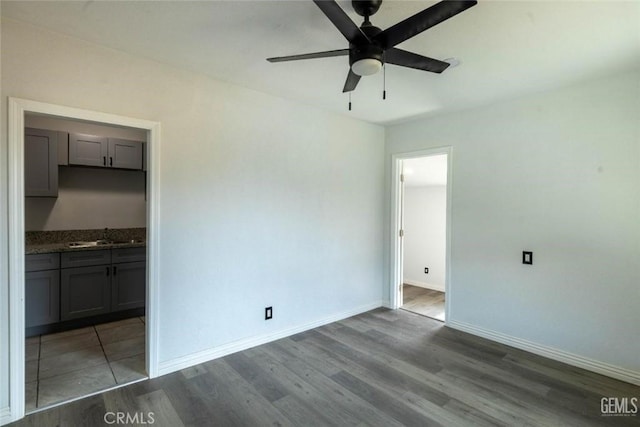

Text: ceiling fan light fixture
xmin=351 ymin=58 xmax=382 ymax=76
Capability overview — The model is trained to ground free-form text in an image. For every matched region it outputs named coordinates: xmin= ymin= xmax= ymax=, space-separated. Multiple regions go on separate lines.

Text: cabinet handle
xmin=103 ymin=156 xmax=106 ymax=166
xmin=110 ymin=157 xmax=113 ymax=167
xmin=106 ymin=266 xmax=110 ymax=276
xmin=113 ymin=266 xmax=117 ymax=276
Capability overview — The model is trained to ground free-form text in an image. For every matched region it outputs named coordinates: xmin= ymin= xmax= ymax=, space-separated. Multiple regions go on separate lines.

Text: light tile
xmin=40 ymin=326 xmax=95 ymax=343
xmin=103 ymin=335 xmax=145 ymax=362
xmin=97 ymin=322 xmax=145 ymax=345
xmin=37 ymin=363 xmax=116 ymax=408
xmin=25 ymin=381 xmax=38 ymax=412
xmin=39 ymin=345 xmax=108 ymax=380
xmin=110 ymin=353 xmax=146 ymax=384
xmin=26 ymin=336 xmax=40 ymax=345
xmin=40 ymin=330 xmax=100 ymax=359
xmin=26 ymin=340 xmax=40 ymax=362
xmin=26 ymin=360 xmax=38 ymax=383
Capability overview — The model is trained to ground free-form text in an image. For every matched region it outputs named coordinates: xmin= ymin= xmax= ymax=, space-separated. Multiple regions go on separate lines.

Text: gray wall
xmin=386 ymin=71 xmax=640 ymax=374
xmin=25 ymin=167 xmax=146 ymax=231
xmin=403 ymin=186 xmax=447 ymax=291
xmin=0 ymin=17 xmax=385 ymax=413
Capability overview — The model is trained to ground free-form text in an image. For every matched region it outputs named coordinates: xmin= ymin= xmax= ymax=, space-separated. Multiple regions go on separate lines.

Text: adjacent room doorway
xmin=391 ymin=148 xmax=452 ymax=323
xmin=7 ymin=98 xmax=160 ymax=422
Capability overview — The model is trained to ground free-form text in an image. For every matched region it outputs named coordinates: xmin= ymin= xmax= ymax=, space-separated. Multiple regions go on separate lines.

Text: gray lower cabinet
xmin=112 ymin=261 xmax=146 ymax=311
xmin=25 ymin=128 xmax=59 ymax=197
xmin=25 ymin=270 xmax=60 ymax=328
xmin=59 ymin=247 xmax=145 ymax=321
xmin=25 ymin=253 xmax=60 ymax=328
xmin=61 ymin=265 xmax=112 ymax=321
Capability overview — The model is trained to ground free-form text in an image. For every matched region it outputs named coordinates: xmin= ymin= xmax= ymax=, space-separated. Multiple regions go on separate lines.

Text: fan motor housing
xmin=353 ymin=0 xmax=382 ymax=17
xmin=350 ymin=23 xmax=384 ymax=67
xmin=349 ymin=43 xmax=383 ymax=67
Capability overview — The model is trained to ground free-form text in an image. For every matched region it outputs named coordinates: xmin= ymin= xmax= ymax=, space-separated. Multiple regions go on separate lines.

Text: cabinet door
xmin=112 ymin=261 xmax=146 ymax=312
xmin=25 ymin=128 xmax=58 ymax=197
xmin=60 ymin=265 xmax=111 ymax=320
xmin=25 ymin=270 xmax=60 ymax=327
xmin=108 ymin=138 xmax=143 ymax=170
xmin=69 ymin=133 xmax=108 ymax=167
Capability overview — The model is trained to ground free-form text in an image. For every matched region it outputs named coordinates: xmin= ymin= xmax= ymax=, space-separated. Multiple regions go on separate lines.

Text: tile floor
xmin=402 ymin=284 xmax=445 ymax=321
xmin=25 ymin=317 xmax=147 ymax=411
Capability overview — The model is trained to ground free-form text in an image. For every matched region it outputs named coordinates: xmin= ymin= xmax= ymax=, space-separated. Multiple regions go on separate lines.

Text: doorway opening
xmin=7 ymin=98 xmax=160 ymax=422
xmin=24 ymin=115 xmax=148 ymax=411
xmin=390 ymin=148 xmax=452 ymax=323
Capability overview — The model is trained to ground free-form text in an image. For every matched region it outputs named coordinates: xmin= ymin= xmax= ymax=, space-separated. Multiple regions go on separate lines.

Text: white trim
xmin=0 ymin=408 xmax=11 ymax=426
xmin=447 ymin=320 xmax=640 ymax=386
xmin=403 ymin=280 xmax=445 ymax=292
xmin=8 ymin=99 xmax=26 ymax=422
xmin=25 ymin=377 xmax=147 ymax=416
xmin=390 ymin=148 xmax=453 ymax=322
xmin=6 ymin=98 xmax=161 ymax=424
xmin=158 ymin=301 xmax=383 ymax=376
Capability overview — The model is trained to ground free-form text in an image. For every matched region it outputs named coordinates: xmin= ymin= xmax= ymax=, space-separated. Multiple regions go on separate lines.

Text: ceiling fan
xmin=267 ymin=0 xmax=478 ymax=93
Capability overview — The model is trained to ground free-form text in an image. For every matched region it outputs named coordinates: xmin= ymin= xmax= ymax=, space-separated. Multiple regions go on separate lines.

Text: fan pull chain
xmin=383 ymin=63 xmax=387 ymax=100
xmin=349 ymin=92 xmax=352 ymax=111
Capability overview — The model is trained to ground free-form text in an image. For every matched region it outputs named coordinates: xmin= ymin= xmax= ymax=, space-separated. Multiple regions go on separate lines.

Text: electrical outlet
xmin=424 ymin=267 xmax=429 ymax=274
xmin=265 ymin=306 xmax=273 ymax=320
xmin=523 ymin=251 xmax=533 ymax=265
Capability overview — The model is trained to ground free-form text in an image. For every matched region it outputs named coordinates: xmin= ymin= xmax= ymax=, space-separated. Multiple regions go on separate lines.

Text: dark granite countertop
xmin=26 ymin=240 xmax=146 ymax=255
xmin=25 ymin=228 xmax=146 ymax=255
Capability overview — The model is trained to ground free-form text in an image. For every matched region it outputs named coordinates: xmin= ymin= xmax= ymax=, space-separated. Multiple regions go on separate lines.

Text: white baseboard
xmin=447 ymin=320 xmax=640 ymax=386
xmin=158 ymin=301 xmax=383 ymax=376
xmin=0 ymin=407 xmax=12 ymax=426
xmin=403 ymin=279 xmax=445 ymax=292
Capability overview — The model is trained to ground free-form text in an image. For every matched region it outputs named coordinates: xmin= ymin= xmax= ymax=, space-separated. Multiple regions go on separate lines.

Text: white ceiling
xmin=403 ymin=154 xmax=447 ymax=187
xmin=2 ymin=1 xmax=639 ymax=125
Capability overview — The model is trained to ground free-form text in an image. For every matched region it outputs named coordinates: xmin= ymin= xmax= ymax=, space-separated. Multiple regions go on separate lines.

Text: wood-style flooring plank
xmin=8 ymin=308 xmax=640 ymax=427
xmin=257 ymin=341 xmax=407 ymax=427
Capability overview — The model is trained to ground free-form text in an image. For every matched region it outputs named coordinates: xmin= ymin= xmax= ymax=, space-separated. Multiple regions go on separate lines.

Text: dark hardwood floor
xmin=10 ymin=308 xmax=639 ymax=426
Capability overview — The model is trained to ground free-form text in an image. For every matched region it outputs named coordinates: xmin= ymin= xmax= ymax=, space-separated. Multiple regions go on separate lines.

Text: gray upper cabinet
xmin=108 ymin=138 xmax=143 ymax=170
xmin=69 ymin=133 xmax=143 ymax=170
xmin=69 ymin=133 xmax=109 ymax=167
xmin=25 ymin=128 xmax=59 ymax=197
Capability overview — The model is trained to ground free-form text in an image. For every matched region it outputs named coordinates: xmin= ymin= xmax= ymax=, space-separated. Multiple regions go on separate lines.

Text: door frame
xmin=7 ymin=97 xmax=161 ymax=421
xmin=389 ymin=147 xmax=453 ymax=322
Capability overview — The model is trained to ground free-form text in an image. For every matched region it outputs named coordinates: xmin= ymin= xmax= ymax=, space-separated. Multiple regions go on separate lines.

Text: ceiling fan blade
xmin=313 ymin=0 xmax=370 ymax=44
xmin=374 ymin=0 xmax=477 ymax=49
xmin=343 ymin=69 xmax=361 ymax=93
xmin=267 ymin=49 xmax=349 ymax=63
xmin=385 ymin=48 xmax=450 ymax=73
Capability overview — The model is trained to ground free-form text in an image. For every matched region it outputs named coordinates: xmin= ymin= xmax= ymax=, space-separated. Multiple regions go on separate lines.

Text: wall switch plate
xmin=424 ymin=267 xmax=429 ymax=274
xmin=265 ymin=306 xmax=273 ymax=320
xmin=523 ymin=251 xmax=533 ymax=265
